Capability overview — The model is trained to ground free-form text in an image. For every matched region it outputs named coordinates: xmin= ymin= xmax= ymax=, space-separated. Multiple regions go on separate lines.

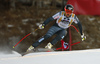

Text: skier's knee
xmin=44 ymin=34 xmax=51 ymax=39
xmin=61 ymin=35 xmax=65 ymax=39
xmin=50 ymin=36 xmax=63 ymax=45
xmin=57 ymin=35 xmax=65 ymax=41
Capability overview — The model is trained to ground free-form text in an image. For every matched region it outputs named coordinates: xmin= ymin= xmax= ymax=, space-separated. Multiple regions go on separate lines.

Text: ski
xmin=21 ymin=48 xmax=55 ymax=56
xmin=21 ymin=49 xmax=35 ymax=56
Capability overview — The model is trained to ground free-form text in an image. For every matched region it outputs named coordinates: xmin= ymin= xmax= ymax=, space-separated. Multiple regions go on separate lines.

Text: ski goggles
xmin=65 ymin=9 xmax=72 ymax=14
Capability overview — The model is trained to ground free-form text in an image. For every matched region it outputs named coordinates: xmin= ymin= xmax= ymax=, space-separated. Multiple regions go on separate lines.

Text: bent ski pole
xmin=71 ymin=25 xmax=79 ymax=33
xmin=13 ymin=28 xmax=39 ymax=48
xmin=71 ymin=25 xmax=86 ymax=41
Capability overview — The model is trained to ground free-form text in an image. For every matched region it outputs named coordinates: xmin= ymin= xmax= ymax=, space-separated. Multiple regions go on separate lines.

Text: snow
xmin=0 ymin=49 xmax=100 ymax=64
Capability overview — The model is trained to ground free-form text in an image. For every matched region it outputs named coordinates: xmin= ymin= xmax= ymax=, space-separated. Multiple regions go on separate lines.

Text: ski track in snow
xmin=0 ymin=49 xmax=100 ymax=64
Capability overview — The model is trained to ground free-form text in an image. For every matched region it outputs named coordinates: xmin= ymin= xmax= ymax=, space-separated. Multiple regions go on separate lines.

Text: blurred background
xmin=0 ymin=0 xmax=100 ymax=54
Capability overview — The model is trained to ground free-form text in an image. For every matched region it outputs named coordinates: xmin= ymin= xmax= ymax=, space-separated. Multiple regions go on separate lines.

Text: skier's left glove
xmin=81 ymin=33 xmax=86 ymax=41
xmin=39 ymin=24 xmax=45 ymax=29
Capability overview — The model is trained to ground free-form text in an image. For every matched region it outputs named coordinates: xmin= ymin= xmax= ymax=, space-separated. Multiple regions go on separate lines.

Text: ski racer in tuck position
xmin=27 ymin=4 xmax=86 ymax=51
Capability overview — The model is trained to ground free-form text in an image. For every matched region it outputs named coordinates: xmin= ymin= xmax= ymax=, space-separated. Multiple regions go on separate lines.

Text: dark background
xmin=0 ymin=0 xmax=100 ymax=54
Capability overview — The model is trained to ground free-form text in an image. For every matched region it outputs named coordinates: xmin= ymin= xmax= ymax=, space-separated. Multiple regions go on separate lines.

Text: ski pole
xmin=71 ymin=25 xmax=86 ymax=41
xmin=71 ymin=25 xmax=79 ymax=33
xmin=13 ymin=28 xmax=39 ymax=48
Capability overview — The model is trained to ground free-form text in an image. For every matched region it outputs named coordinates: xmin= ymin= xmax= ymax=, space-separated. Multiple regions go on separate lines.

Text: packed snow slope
xmin=0 ymin=49 xmax=100 ymax=64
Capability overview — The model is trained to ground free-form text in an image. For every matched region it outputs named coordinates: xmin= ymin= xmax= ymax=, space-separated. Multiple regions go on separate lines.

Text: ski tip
xmin=13 ymin=46 xmax=15 ymax=48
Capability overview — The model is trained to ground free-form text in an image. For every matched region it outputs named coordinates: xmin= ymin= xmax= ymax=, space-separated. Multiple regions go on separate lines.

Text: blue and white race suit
xmin=32 ymin=11 xmax=82 ymax=48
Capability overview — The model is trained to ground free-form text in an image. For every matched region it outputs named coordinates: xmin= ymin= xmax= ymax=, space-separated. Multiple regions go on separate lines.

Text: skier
xmin=27 ymin=4 xmax=86 ymax=51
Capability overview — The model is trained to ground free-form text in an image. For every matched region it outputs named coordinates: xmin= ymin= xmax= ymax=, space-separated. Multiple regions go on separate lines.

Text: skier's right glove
xmin=39 ymin=24 xmax=45 ymax=29
xmin=81 ymin=33 xmax=86 ymax=41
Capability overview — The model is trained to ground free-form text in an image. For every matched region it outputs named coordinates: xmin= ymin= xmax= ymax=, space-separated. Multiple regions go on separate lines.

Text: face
xmin=65 ymin=9 xmax=72 ymax=17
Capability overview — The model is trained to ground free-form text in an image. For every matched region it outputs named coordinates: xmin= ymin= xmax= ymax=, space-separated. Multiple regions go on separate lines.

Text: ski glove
xmin=39 ymin=24 xmax=45 ymax=29
xmin=81 ymin=33 xmax=86 ymax=41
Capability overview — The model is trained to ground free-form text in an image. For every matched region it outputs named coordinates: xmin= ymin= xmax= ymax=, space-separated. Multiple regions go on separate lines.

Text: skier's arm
xmin=39 ymin=17 xmax=54 ymax=29
xmin=77 ymin=21 xmax=83 ymax=35
xmin=74 ymin=15 xmax=86 ymax=41
xmin=43 ymin=17 xmax=55 ymax=26
xmin=74 ymin=15 xmax=83 ymax=35
xmin=43 ymin=12 xmax=61 ymax=26
xmin=39 ymin=12 xmax=60 ymax=29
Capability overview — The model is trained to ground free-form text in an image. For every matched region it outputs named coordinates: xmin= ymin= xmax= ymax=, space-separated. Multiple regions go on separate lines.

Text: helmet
xmin=64 ymin=4 xmax=74 ymax=11
xmin=64 ymin=4 xmax=74 ymax=15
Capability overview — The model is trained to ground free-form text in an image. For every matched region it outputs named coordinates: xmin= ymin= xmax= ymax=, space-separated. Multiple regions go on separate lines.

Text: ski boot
xmin=45 ymin=42 xmax=53 ymax=49
xmin=27 ymin=45 xmax=35 ymax=52
xmin=21 ymin=46 xmax=35 ymax=56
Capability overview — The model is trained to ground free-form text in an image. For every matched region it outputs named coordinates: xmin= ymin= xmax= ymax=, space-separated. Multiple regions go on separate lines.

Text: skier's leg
xmin=27 ymin=35 xmax=50 ymax=52
xmin=32 ymin=35 xmax=50 ymax=48
xmin=32 ymin=26 xmax=60 ymax=48
xmin=45 ymin=29 xmax=67 ymax=49
xmin=51 ymin=29 xmax=67 ymax=45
